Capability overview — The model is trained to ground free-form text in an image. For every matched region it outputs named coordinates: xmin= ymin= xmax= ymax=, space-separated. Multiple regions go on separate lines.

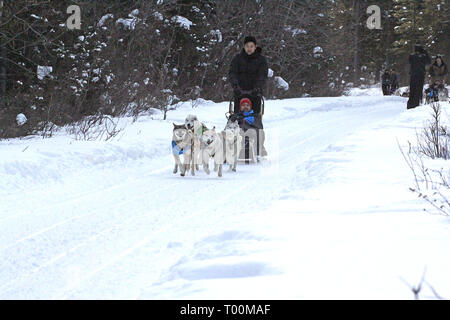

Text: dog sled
xmin=226 ymin=91 xmax=266 ymax=164
xmin=424 ymin=82 xmax=449 ymax=104
xmin=171 ymin=91 xmax=269 ymax=178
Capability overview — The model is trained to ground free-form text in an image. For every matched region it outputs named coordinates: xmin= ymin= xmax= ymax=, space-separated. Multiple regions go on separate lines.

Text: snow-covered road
xmin=1 ymin=92 xmax=450 ymax=299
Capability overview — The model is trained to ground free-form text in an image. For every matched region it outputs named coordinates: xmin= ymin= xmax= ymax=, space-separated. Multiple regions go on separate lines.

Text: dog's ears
xmin=173 ymin=123 xmax=176 ymax=128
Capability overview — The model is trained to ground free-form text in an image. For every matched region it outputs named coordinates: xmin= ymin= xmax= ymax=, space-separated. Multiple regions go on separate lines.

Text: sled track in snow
xmin=0 ymin=164 xmax=175 ymax=223
xmin=0 ymin=166 xmax=256 ymax=298
xmin=0 ymin=165 xmax=175 ymax=252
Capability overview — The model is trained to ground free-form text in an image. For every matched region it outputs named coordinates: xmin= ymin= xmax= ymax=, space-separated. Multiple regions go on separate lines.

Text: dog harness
xmin=172 ymin=140 xmax=191 ymax=155
xmin=193 ymin=122 xmax=207 ymax=137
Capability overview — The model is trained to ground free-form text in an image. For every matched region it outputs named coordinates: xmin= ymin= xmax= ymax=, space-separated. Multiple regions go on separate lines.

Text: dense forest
xmin=0 ymin=0 xmax=448 ymax=138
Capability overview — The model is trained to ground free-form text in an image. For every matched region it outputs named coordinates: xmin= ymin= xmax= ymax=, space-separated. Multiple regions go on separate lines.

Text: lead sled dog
xmin=184 ymin=114 xmax=208 ymax=171
xmin=171 ymin=123 xmax=194 ymax=176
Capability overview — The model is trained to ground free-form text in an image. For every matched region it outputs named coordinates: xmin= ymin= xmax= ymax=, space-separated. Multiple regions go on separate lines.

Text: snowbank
xmin=344 ymin=85 xmax=383 ymax=96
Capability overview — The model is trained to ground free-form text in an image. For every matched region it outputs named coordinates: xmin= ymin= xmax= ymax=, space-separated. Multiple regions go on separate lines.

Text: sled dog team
xmin=172 ymin=114 xmax=246 ymax=178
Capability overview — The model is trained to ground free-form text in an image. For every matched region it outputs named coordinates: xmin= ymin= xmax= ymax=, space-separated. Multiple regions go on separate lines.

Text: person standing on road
xmin=407 ymin=44 xmax=431 ymax=109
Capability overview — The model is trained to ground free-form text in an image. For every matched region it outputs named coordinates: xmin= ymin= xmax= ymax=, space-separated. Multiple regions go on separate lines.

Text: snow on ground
xmin=344 ymin=85 xmax=384 ymax=96
xmin=1 ymin=93 xmax=449 ymax=299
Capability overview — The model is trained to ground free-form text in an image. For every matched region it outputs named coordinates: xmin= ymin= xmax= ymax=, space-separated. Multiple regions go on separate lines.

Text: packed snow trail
xmin=1 ymin=93 xmax=449 ymax=299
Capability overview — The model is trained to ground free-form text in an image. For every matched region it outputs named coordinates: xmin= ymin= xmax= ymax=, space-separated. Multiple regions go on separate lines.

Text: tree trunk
xmin=412 ymin=1 xmax=417 ymax=52
xmin=353 ymin=0 xmax=360 ymax=86
xmin=0 ymin=0 xmax=6 ymax=101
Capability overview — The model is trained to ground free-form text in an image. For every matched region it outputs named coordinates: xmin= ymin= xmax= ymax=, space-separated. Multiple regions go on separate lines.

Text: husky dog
xmin=184 ymin=114 xmax=208 ymax=171
xmin=222 ymin=119 xmax=242 ymax=171
xmin=172 ymin=123 xmax=194 ymax=176
xmin=200 ymin=127 xmax=224 ymax=177
xmin=184 ymin=114 xmax=198 ymax=131
xmin=185 ymin=114 xmax=208 ymax=137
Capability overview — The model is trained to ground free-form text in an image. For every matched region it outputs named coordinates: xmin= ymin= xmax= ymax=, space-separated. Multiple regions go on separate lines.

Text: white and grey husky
xmin=200 ymin=127 xmax=224 ymax=177
xmin=222 ymin=119 xmax=242 ymax=172
xmin=172 ymin=123 xmax=194 ymax=176
xmin=184 ymin=114 xmax=208 ymax=171
xmin=184 ymin=114 xmax=199 ymax=131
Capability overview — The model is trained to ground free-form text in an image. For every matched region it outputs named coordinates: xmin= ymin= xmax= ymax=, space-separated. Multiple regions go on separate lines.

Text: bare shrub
xmin=415 ymin=102 xmax=449 ymax=160
xmin=399 ymin=102 xmax=450 ymax=216
xmin=399 ymin=140 xmax=450 ymax=217
xmin=400 ymin=267 xmax=445 ymax=300
xmin=67 ymin=115 xmax=122 ymax=141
